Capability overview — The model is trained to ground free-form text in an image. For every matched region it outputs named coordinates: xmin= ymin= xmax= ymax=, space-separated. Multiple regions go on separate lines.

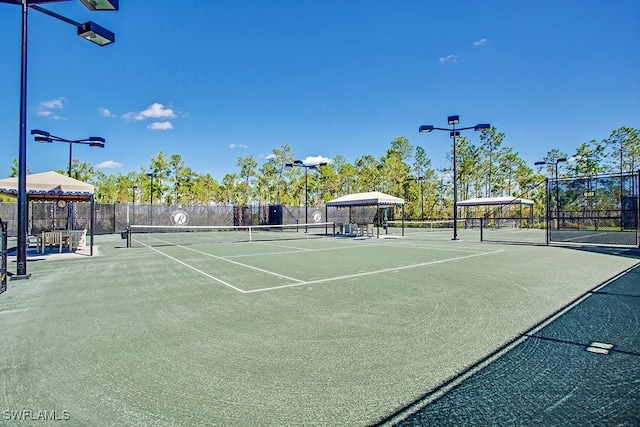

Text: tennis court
xmin=1 ymin=228 xmax=639 ymax=425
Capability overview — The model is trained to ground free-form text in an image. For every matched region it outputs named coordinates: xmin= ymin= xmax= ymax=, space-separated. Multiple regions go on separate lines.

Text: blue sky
xmin=1 ymin=1 xmax=638 ymax=180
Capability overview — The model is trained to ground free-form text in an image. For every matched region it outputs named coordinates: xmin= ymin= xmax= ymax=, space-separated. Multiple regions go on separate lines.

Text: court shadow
xmin=559 ymin=244 xmax=640 ymax=260
xmin=373 ymin=264 xmax=640 ymax=426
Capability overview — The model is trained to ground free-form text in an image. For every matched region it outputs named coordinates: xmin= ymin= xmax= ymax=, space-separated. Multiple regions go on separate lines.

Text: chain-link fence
xmin=0 ymin=201 xmax=387 ymax=238
xmin=546 ymin=171 xmax=639 ymax=246
xmin=1 ymin=220 xmax=7 ymax=295
xmin=476 ymin=171 xmax=639 ymax=247
xmin=474 ymin=180 xmax=547 ymax=245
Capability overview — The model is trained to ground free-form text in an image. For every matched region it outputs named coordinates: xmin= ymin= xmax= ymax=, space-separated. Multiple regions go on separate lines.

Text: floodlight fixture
xmin=89 ymin=137 xmax=106 ymax=148
xmin=419 ymin=125 xmax=434 ymax=133
xmin=474 ymin=123 xmax=491 ymax=131
xmin=31 ymin=129 xmax=106 ymax=177
xmin=447 ymin=115 xmax=460 ymax=125
xmin=79 ymin=0 xmax=119 ymax=11
xmin=30 ymin=129 xmax=50 ymax=138
xmin=78 ymin=21 xmax=115 ymax=46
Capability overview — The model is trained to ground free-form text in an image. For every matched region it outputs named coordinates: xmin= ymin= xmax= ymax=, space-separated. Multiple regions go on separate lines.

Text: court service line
xmin=135 ymin=239 xmax=247 ymax=293
xmin=245 ymin=249 xmax=505 ymax=293
xmin=177 ymin=245 xmax=305 ymax=283
xmin=223 ymin=243 xmax=382 ymax=259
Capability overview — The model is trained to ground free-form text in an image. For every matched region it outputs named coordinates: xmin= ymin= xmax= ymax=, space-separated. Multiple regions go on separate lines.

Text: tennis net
xmin=124 ymin=222 xmax=335 ymax=248
xmin=385 ymin=219 xmax=466 ymax=235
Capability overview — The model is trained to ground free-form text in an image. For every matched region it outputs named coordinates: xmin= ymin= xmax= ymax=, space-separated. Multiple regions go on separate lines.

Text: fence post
xmin=1 ymin=220 xmax=7 ymax=295
xmin=545 ymin=178 xmax=550 ymax=246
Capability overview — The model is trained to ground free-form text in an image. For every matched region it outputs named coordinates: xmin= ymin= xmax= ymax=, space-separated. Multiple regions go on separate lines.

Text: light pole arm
xmin=30 ymin=4 xmax=83 ymax=27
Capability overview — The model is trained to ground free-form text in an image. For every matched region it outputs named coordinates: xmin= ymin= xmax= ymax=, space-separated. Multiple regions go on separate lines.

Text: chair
xmin=366 ymin=223 xmax=374 ymax=237
xmin=68 ymin=229 xmax=87 ymax=251
xmin=41 ymin=231 xmax=64 ymax=253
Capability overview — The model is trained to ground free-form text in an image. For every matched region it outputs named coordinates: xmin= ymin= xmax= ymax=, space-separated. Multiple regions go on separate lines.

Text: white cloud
xmin=36 ymin=97 xmax=67 ymax=120
xmin=229 ymin=143 xmax=249 ymax=149
xmin=473 ymin=38 xmax=488 ymax=46
xmin=99 ymin=107 xmax=115 ymax=118
xmin=439 ymin=54 xmax=459 ymax=64
xmin=135 ymin=103 xmax=176 ymax=121
xmin=147 ymin=121 xmax=173 ymax=130
xmin=303 ymin=155 xmax=332 ymax=166
xmin=95 ymin=160 xmax=122 ymax=169
xmin=40 ymin=98 xmax=66 ymax=109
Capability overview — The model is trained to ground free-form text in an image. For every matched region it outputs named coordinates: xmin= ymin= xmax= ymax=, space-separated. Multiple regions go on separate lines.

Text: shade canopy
xmin=326 ymin=191 xmax=404 ymax=207
xmin=0 ymin=171 xmax=94 ymax=201
xmin=457 ymin=196 xmax=534 ymax=207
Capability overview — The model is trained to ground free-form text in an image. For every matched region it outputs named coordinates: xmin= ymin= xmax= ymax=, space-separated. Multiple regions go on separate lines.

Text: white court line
xmin=134 ymin=239 xmax=247 ymax=293
xmin=366 ymin=240 xmax=489 ymax=254
xmin=224 ymin=243 xmax=379 ymax=259
xmin=245 ymin=249 xmax=505 ymax=293
xmin=562 ymin=232 xmax=610 ymax=242
xmin=178 ymin=245 xmax=305 ymax=283
xmin=226 ymin=239 xmax=482 ymax=259
xmin=136 ymin=239 xmax=302 ymax=286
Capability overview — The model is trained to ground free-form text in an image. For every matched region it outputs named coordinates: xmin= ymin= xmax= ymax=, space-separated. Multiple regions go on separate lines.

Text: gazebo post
xmin=376 ymin=202 xmax=380 ymax=238
xmin=90 ymin=195 xmax=95 ymax=256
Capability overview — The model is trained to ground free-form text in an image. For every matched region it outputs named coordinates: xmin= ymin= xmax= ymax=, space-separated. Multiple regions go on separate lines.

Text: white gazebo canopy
xmin=325 ymin=191 xmax=404 ymax=207
xmin=0 ymin=171 xmax=94 ymax=201
xmin=0 ymin=171 xmax=96 ymax=255
xmin=325 ymin=191 xmax=405 ymax=238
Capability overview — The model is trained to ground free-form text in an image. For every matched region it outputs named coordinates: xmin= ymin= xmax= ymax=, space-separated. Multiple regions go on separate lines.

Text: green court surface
xmin=1 ymin=230 xmax=639 ymax=425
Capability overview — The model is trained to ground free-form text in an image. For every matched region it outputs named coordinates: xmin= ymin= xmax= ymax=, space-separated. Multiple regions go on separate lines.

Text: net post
xmin=126 ymin=225 xmax=131 ymax=248
xmin=480 ymin=217 xmax=484 ymax=242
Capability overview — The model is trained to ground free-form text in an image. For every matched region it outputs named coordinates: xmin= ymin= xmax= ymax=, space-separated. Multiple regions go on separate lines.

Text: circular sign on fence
xmin=170 ymin=209 xmax=189 ymax=226
xmin=312 ymin=210 xmax=322 ymax=223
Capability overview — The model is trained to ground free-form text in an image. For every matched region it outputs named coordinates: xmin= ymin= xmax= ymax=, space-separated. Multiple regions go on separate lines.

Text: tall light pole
xmin=285 ymin=160 xmax=327 ymax=231
xmin=419 ymin=116 xmax=490 ymax=240
xmin=407 ymin=176 xmax=425 ymax=220
xmin=146 ymin=173 xmax=155 ymax=225
xmin=2 ymin=0 xmax=117 ymax=280
xmin=535 ymin=158 xmax=567 ymax=230
xmin=132 ymin=185 xmax=138 ymax=205
xmin=31 ymin=129 xmax=105 ymax=178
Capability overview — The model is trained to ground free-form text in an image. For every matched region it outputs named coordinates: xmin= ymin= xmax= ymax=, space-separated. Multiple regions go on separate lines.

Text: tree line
xmin=4 ymin=126 xmax=639 ymax=220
